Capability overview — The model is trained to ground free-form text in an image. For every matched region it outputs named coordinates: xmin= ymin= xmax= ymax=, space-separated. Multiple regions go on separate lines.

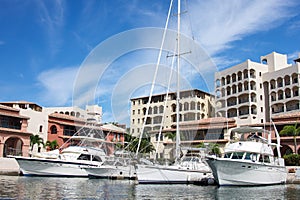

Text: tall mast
xmin=175 ymin=0 xmax=181 ymax=162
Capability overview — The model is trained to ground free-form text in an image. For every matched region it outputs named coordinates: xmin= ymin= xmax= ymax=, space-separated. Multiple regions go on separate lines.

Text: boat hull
xmin=136 ymin=164 xmax=212 ymax=184
xmin=206 ymin=157 xmax=287 ymax=186
xmin=86 ymin=165 xmax=136 ymax=180
xmin=13 ymin=156 xmax=100 ymax=177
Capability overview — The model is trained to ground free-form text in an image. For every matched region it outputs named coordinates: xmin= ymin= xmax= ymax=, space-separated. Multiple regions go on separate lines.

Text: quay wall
xmin=0 ymin=158 xmax=20 ymax=175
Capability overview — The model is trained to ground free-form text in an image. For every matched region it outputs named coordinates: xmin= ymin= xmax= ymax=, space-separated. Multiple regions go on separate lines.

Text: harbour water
xmin=0 ymin=176 xmax=299 ymax=199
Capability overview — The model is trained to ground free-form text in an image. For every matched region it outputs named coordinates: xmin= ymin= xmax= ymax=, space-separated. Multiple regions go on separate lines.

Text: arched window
xmin=50 ymin=125 xmax=57 ymax=134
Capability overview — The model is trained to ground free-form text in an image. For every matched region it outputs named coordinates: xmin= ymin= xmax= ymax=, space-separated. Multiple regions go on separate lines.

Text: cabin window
xmin=259 ymin=155 xmax=270 ymax=163
xmin=224 ymin=153 xmax=231 ymax=158
xmin=244 ymin=153 xmax=251 ymax=160
xmin=78 ymin=154 xmax=91 ymax=161
xmin=231 ymin=152 xmax=244 ymax=159
xmin=92 ymin=155 xmax=102 ymax=162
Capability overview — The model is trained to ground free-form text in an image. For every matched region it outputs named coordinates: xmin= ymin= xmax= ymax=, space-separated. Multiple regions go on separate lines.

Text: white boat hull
xmin=136 ymin=164 xmax=212 ymax=184
xmin=86 ymin=165 xmax=137 ymax=180
xmin=14 ymin=156 xmax=100 ymax=177
xmin=206 ymin=158 xmax=287 ymax=186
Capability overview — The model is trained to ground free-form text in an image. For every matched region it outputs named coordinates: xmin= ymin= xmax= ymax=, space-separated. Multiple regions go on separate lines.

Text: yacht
xmin=136 ymin=149 xmax=212 ymax=184
xmin=86 ymin=150 xmax=137 ymax=180
xmin=206 ymin=126 xmax=287 ymax=186
xmin=12 ymin=136 xmax=107 ymax=177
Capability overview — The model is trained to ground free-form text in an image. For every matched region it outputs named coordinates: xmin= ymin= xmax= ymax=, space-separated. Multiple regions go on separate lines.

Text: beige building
xmin=215 ymin=52 xmax=300 ymax=125
xmin=130 ymin=89 xmax=214 ymax=137
xmin=130 ymin=89 xmax=214 ymax=159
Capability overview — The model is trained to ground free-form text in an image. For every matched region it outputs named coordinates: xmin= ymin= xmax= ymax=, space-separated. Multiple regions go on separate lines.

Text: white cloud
xmin=37 ymin=66 xmax=78 ymax=106
xmin=185 ymin=0 xmax=297 ymax=55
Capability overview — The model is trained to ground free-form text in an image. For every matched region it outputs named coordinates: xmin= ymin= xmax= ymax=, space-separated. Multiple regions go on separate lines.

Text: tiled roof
xmin=272 ymin=111 xmax=300 ymax=119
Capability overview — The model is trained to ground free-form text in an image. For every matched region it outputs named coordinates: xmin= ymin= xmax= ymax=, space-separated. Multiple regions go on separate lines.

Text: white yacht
xmin=12 ymin=136 xmax=107 ymax=177
xmin=86 ymin=151 xmax=137 ymax=180
xmin=206 ymin=127 xmax=287 ymax=186
xmin=136 ymin=149 xmax=212 ymax=184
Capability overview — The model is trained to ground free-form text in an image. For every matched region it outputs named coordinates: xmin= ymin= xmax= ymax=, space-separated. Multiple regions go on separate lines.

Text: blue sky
xmin=0 ymin=0 xmax=300 ymax=125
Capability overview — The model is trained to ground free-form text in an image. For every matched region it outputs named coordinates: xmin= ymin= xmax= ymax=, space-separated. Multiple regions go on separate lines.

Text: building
xmin=153 ymin=117 xmax=236 ymax=160
xmin=0 ymin=101 xmax=48 ymax=153
xmin=0 ymin=101 xmax=113 ymax=156
xmin=44 ymin=104 xmax=102 ymax=123
xmin=215 ymin=52 xmax=300 ymax=125
xmin=0 ymin=104 xmax=31 ymax=157
xmin=130 ymin=89 xmax=214 ymax=137
xmin=48 ymin=113 xmax=126 ymax=155
xmin=130 ymin=89 xmax=215 ymax=160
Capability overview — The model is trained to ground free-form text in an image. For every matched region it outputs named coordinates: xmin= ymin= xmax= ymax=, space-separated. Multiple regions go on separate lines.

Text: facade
xmin=130 ymin=89 xmax=215 ymax=160
xmin=0 ymin=104 xmax=31 ymax=157
xmin=0 ymin=101 xmax=104 ymax=156
xmin=48 ymin=113 xmax=126 ymax=155
xmin=215 ymin=52 xmax=300 ymax=125
xmin=130 ymin=89 xmax=214 ymax=138
xmin=44 ymin=104 xmax=102 ymax=123
xmin=151 ymin=117 xmax=236 ymax=160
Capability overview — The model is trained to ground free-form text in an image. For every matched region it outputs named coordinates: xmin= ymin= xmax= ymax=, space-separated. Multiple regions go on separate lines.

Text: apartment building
xmin=215 ymin=52 xmax=300 ymax=126
xmin=130 ymin=89 xmax=214 ymax=137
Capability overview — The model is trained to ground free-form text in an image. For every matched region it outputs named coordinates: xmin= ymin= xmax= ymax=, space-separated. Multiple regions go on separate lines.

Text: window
xmin=39 ymin=125 xmax=43 ymax=132
xmin=231 ymin=152 xmax=244 ymax=159
xmin=132 ymin=110 xmax=135 ymax=115
xmin=78 ymin=154 xmax=91 ymax=161
xmin=224 ymin=153 xmax=231 ymax=158
xmin=92 ymin=156 xmax=102 ymax=162
xmin=50 ymin=125 xmax=57 ymax=134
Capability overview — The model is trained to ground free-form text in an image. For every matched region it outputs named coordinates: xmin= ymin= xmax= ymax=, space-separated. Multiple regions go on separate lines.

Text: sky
xmin=0 ymin=0 xmax=299 ymax=125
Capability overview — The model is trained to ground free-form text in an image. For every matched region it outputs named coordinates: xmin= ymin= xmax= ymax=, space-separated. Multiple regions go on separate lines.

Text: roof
xmin=0 ymin=127 xmax=31 ymax=135
xmin=272 ymin=111 xmax=300 ymax=119
xmin=0 ymin=104 xmax=20 ymax=112
xmin=130 ymin=88 xmax=214 ymax=101
xmin=49 ymin=113 xmax=86 ymax=122
xmin=0 ymin=101 xmax=42 ymax=106
xmin=101 ymin=123 xmax=126 ymax=133
xmin=179 ymin=117 xmax=235 ymax=125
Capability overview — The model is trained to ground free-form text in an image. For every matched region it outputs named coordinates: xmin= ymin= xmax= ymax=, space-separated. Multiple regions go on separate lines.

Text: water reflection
xmin=0 ymin=176 xmax=299 ymax=200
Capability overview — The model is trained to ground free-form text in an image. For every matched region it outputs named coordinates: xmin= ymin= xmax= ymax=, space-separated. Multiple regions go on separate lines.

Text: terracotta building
xmin=0 ymin=104 xmax=31 ymax=157
xmin=47 ymin=113 xmax=126 ymax=155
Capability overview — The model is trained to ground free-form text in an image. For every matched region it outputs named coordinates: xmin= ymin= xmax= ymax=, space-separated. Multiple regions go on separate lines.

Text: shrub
xmin=283 ymin=154 xmax=300 ymax=166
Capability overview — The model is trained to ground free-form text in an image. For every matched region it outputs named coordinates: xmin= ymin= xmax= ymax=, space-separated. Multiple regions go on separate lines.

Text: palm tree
xmin=280 ymin=124 xmax=300 ymax=154
xmin=208 ymin=143 xmax=221 ymax=157
xmin=124 ymin=134 xmax=155 ymax=154
xmin=30 ymin=134 xmax=44 ymax=153
xmin=45 ymin=140 xmax=59 ymax=151
xmin=165 ymin=132 xmax=176 ymax=141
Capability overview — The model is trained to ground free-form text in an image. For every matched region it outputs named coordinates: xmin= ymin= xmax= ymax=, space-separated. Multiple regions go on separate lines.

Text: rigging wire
xmin=135 ymin=0 xmax=174 ymax=157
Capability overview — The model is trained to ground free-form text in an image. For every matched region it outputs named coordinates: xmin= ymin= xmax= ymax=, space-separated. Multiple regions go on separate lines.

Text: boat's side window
xmin=92 ymin=156 xmax=102 ymax=162
xmin=78 ymin=154 xmax=91 ymax=161
xmin=250 ymin=153 xmax=257 ymax=161
xmin=264 ymin=156 xmax=270 ymax=163
xmin=244 ymin=153 xmax=251 ymax=160
xmin=224 ymin=153 xmax=231 ymax=158
xmin=259 ymin=155 xmax=270 ymax=163
xmin=231 ymin=152 xmax=244 ymax=159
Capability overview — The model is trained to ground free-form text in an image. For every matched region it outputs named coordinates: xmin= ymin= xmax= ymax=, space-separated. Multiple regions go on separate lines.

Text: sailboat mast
xmin=175 ymin=0 xmax=181 ymax=162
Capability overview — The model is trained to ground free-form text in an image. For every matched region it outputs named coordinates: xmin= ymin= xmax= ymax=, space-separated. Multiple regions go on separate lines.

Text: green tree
xmin=30 ymin=134 xmax=44 ymax=152
xmin=165 ymin=132 xmax=176 ymax=141
xmin=196 ymin=142 xmax=205 ymax=148
xmin=208 ymin=143 xmax=221 ymax=157
xmin=124 ymin=134 xmax=155 ymax=154
xmin=45 ymin=140 xmax=59 ymax=151
xmin=280 ymin=124 xmax=300 ymax=154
